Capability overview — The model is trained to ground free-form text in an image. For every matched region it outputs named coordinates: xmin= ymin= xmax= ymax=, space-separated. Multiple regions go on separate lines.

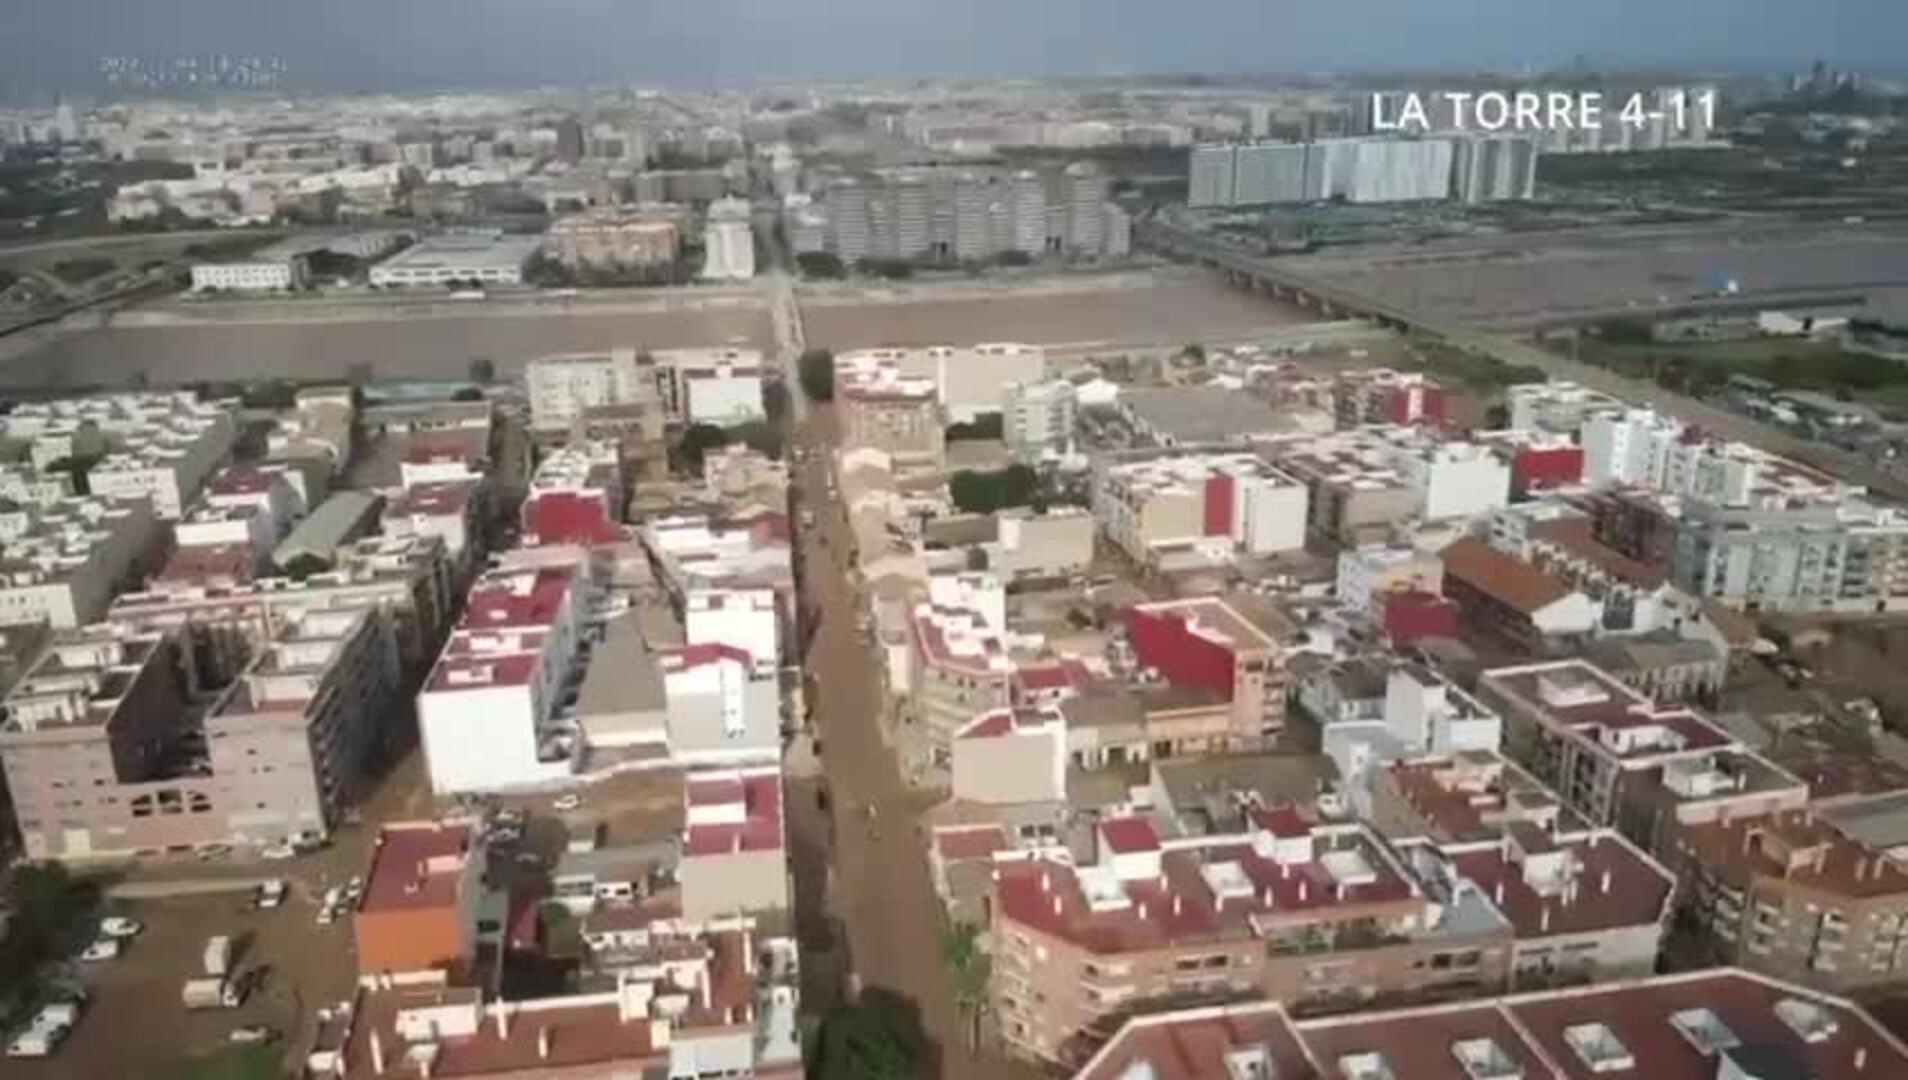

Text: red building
xmin=1383 ymin=588 xmax=1461 ymax=645
xmin=1509 ymin=443 xmax=1585 ymax=495
xmin=520 ymin=440 xmax=625 ymax=546
xmin=1122 ymin=597 xmax=1291 ymax=741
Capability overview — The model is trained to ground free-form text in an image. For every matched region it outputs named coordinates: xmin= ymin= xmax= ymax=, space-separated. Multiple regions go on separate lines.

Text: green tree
xmin=733 ymin=420 xmax=786 ymax=461
xmin=942 ymin=921 xmax=992 ymax=1054
xmin=815 ymin=989 xmax=925 ymax=1080
xmin=796 ymin=251 xmax=845 ymax=279
xmin=1596 ymin=318 xmax=1654 ymax=345
xmin=468 ymin=357 xmax=497 ymax=385
xmin=1 ymin=863 xmax=93 ymax=1020
xmin=949 ymin=465 xmax=1041 ymax=515
xmin=761 ymin=378 xmax=791 ymax=422
xmin=678 ymin=423 xmax=732 ymax=472
xmin=798 ymin=348 xmax=836 ymax=402
xmin=948 ymin=469 xmax=1001 ymax=515
xmin=945 ymin=413 xmax=1003 ymax=441
xmin=279 ymin=553 xmax=332 ymax=582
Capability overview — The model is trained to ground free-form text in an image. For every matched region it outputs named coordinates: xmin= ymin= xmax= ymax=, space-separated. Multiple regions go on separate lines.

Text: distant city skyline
xmin=0 ymin=0 xmax=1903 ymax=97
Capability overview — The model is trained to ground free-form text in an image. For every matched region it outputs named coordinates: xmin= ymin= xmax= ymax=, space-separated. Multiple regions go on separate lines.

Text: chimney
xmin=1052 ymin=894 xmax=1062 ymax=917
xmin=1138 ymin=901 xmax=1148 ymax=920
xmin=1540 ymin=905 xmax=1551 ymax=934
xmin=1494 ymin=881 xmax=1506 ymax=906
xmin=1600 ymin=870 xmax=1612 ymax=895
xmin=538 ymin=1027 xmax=551 ymax=1060
xmin=1172 ymin=893 xmax=1182 ymax=917
xmin=1040 ymin=868 xmax=1049 ymax=894
xmin=370 ymin=1030 xmax=386 ymax=1075
xmin=496 ymin=1003 xmax=509 ymax=1038
xmin=1856 ymin=1047 xmax=1868 ymax=1071
xmin=1299 ymin=880 xmax=1309 ymax=902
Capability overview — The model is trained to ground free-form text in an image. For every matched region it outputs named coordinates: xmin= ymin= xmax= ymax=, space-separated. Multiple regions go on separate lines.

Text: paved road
xmin=790 ymin=404 xmax=1040 ymax=1080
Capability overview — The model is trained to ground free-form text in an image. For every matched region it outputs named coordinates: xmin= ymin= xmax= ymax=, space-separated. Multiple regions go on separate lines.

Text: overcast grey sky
xmin=1 ymin=0 xmax=1901 ymax=93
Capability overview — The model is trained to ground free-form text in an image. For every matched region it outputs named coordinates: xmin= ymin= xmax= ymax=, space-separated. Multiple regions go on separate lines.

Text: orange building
xmin=354 ymin=820 xmax=485 ymax=982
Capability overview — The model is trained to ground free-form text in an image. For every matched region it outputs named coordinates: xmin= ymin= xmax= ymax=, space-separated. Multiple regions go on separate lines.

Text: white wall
xmin=1237 ymin=476 xmax=1308 ymax=554
xmin=1415 ymin=453 xmax=1511 ymax=521
xmin=684 ymin=589 xmax=781 ymax=667
xmin=684 ymin=373 xmax=765 ymax=426
xmin=418 ymin=683 xmax=572 ymax=793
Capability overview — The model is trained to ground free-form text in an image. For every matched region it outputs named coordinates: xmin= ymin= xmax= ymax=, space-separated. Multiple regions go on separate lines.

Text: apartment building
xmin=1478 ymin=659 xmax=1810 ymax=864
xmin=679 ymin=767 xmax=790 ymax=922
xmin=0 ymin=630 xmax=196 ymax=859
xmin=1267 ymin=427 xmax=1510 ymax=541
xmin=1572 ymin=406 xmax=1908 ymax=612
xmin=835 ymin=343 xmax=1044 ymax=423
xmin=0 ymin=497 xmax=159 ymax=630
xmin=908 ymin=596 xmax=1015 ymax=775
xmin=521 ymin=439 xmax=626 ymax=547
xmin=950 ymin=706 xmax=1068 ymax=806
xmin=1123 ymin=596 xmax=1294 ymax=747
xmin=648 ymin=347 xmax=765 ymax=426
xmin=1438 ymin=536 xmax=1601 ymax=652
xmin=1335 ymin=544 xmax=1444 ymax=618
xmin=1365 ymin=751 xmax=1577 ymax=845
xmin=544 ymin=207 xmax=680 ymax=268
xmin=995 ymin=508 xmax=1095 ymax=582
xmin=639 ymin=513 xmax=794 ymax=641
xmin=353 ymin=820 xmax=488 ymax=981
xmin=201 ymin=606 xmax=400 ymax=842
xmin=991 ymin=814 xmax=1512 ymax=1066
xmin=1002 ymin=378 xmax=1077 ymax=463
xmin=109 ymin=533 xmax=456 ymax=684
xmin=834 ymin=353 xmax=944 ymax=472
xmin=417 ymin=564 xmax=592 ymax=793
xmin=0 ymin=392 xmax=236 ymax=520
xmin=1330 ymin=368 xmax=1447 ymax=427
xmin=2 ymin=608 xmax=392 ymax=858
xmin=1094 ymin=450 xmax=1309 ymax=565
xmin=1680 ymin=809 xmax=1908 ymax=994
xmin=1431 ymin=825 xmax=1674 ymax=990
xmin=1075 ymin=969 xmax=1908 ymax=1080
xmin=524 ymin=348 xmax=654 ymax=434
xmin=1506 ymin=380 xmax=1624 ymax=436
xmin=683 ymin=587 xmax=780 ymax=668
xmin=383 ymin=480 xmax=481 ymax=570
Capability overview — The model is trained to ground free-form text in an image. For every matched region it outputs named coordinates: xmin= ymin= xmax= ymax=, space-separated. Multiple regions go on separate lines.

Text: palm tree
xmin=941 ymin=920 xmax=991 ymax=1055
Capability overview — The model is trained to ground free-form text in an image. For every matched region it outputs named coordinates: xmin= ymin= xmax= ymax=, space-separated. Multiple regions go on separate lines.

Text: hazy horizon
xmin=1 ymin=0 xmax=1903 ymax=98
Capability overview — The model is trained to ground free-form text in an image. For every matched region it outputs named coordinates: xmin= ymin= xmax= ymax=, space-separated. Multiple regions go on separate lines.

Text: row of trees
xmin=948 ymin=465 xmax=1039 ymax=515
xmin=810 ymin=922 xmax=991 ymax=1078
xmin=794 ymin=249 xmax=1037 ymax=282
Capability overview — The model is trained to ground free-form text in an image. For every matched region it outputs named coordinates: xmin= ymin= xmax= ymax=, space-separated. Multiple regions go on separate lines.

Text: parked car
xmin=6 ymin=1025 xmax=68 ymax=1058
xmin=255 ymin=880 xmax=288 ymax=909
xmin=552 ymin=794 xmax=581 ymax=812
xmin=98 ymin=916 xmax=142 ymax=938
xmin=259 ymin=842 xmax=298 ymax=861
xmin=78 ymin=938 xmax=121 ymax=962
xmin=228 ymin=1026 xmax=278 ymax=1045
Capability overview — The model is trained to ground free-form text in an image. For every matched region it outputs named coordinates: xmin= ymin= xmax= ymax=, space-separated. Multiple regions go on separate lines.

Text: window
xmin=1563 ymin=1024 xmax=1633 ymax=1073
